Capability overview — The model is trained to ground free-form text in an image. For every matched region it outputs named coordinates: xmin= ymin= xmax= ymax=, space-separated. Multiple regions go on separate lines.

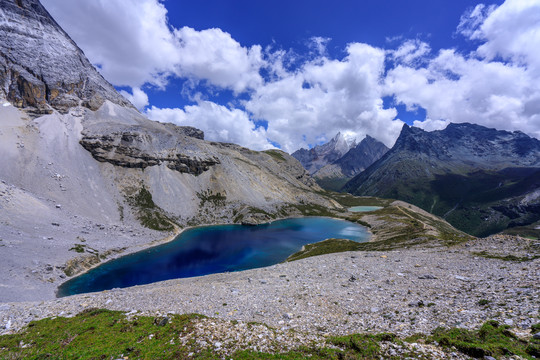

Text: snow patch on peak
xmin=330 ymin=132 xmax=357 ymax=157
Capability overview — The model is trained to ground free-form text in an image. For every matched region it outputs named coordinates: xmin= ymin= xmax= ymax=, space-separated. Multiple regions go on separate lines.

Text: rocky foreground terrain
xmin=1 ymin=234 xmax=538 ymax=357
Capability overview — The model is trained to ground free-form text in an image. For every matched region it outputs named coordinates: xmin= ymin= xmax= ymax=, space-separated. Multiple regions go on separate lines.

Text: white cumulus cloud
xmin=471 ymin=0 xmax=540 ymax=75
xmin=456 ymin=3 xmax=496 ymax=38
xmin=386 ymin=0 xmax=540 ymax=140
xmin=173 ymin=27 xmax=264 ymax=93
xmin=119 ymin=87 xmax=149 ymax=110
xmin=146 ymin=101 xmax=273 ymax=151
xmin=246 ymin=43 xmax=403 ymax=152
xmin=390 ymin=39 xmax=431 ymax=67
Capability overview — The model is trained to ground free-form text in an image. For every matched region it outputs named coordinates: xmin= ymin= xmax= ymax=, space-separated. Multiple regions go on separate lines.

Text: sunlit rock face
xmin=0 ymin=0 xmax=132 ymax=114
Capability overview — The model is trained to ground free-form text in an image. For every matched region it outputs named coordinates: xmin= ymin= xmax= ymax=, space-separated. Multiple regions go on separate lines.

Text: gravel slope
xmin=1 ymin=236 xmax=538 ymax=342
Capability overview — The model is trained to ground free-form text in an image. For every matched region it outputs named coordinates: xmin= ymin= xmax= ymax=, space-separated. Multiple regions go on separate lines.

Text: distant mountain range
xmin=312 ymin=135 xmax=389 ymax=191
xmin=344 ymin=123 xmax=540 ymax=237
xmin=291 ymin=132 xmax=357 ymax=174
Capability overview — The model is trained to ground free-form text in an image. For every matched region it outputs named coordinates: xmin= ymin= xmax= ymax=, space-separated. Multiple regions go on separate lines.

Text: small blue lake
xmin=57 ymin=217 xmax=369 ymax=297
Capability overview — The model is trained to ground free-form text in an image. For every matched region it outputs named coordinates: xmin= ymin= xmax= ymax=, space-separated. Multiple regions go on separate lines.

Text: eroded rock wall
xmin=0 ymin=0 xmax=133 ymax=114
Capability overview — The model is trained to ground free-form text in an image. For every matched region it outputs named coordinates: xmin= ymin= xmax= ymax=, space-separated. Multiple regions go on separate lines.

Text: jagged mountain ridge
xmin=0 ymin=0 xmax=340 ymax=302
xmin=313 ymin=135 xmax=389 ymax=191
xmin=344 ymin=123 xmax=540 ymax=236
xmin=0 ymin=0 xmax=132 ymax=114
xmin=291 ymin=132 xmax=356 ymax=174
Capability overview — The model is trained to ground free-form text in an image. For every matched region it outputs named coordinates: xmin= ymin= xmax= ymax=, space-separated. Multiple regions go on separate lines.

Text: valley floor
xmin=1 ymin=236 xmax=538 ymax=357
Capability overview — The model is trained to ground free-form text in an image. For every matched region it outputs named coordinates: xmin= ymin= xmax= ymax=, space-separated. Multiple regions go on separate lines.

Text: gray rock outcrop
xmin=80 ymin=127 xmax=220 ymax=175
xmin=0 ymin=0 xmax=133 ymax=114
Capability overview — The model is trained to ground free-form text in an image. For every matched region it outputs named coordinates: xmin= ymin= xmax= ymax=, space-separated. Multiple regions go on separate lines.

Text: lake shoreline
xmin=2 ymin=235 xmax=537 ymax=343
xmin=57 ymin=217 xmax=370 ymax=297
xmin=54 ymin=214 xmax=374 ymax=297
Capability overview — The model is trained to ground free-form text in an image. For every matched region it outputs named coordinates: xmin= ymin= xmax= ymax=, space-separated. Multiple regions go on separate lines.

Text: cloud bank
xmin=387 ymin=0 xmax=540 ymax=139
xmin=146 ymin=101 xmax=273 ymax=150
xmin=42 ymin=0 xmax=540 ymax=151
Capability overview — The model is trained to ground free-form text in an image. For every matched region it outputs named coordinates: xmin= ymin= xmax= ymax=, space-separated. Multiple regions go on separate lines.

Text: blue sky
xmin=42 ymin=0 xmax=539 ymax=151
xmin=146 ymin=0 xmax=502 ymax=121
xmin=164 ymin=1 xmax=490 ymax=51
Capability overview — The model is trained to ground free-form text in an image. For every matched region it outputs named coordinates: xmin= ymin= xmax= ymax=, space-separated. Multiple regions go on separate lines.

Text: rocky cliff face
xmin=291 ymin=132 xmax=356 ymax=174
xmin=0 ymin=0 xmax=132 ymax=115
xmin=392 ymin=123 xmax=540 ymax=166
xmin=344 ymin=123 xmax=540 ymax=236
xmin=0 ymin=0 xmax=340 ymax=302
xmin=313 ymin=135 xmax=388 ymax=191
xmin=80 ymin=127 xmax=220 ymax=175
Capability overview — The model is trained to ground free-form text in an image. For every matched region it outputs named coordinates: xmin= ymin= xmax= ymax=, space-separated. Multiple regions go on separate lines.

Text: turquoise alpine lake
xmin=57 ymin=217 xmax=369 ymax=297
xmin=348 ymin=206 xmax=383 ymax=212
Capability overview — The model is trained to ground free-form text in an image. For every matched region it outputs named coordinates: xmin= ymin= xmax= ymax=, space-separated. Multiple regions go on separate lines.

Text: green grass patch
xmin=3 ymin=311 xmax=536 ymax=360
xmin=233 ymin=207 xmax=277 ymax=224
xmin=0 ymin=309 xmax=205 ymax=359
xmin=354 ymin=234 xmax=435 ymax=251
xmin=286 ymin=238 xmax=363 ymax=262
xmin=139 ymin=211 xmax=176 ymax=232
xmin=247 ymin=206 xmax=274 ymax=218
xmin=132 ymin=186 xmax=155 ymax=209
xmin=117 ymin=204 xmax=124 ymax=222
xmin=293 ymin=203 xmax=336 ymax=217
xmin=69 ymin=244 xmax=86 ymax=253
xmin=472 ymin=251 xmax=539 ymax=262
xmin=68 ymin=242 xmax=99 ymax=256
xmin=126 ymin=186 xmax=175 ymax=231
xmin=429 ymin=320 xmax=539 ymax=359
xmin=197 ymin=190 xmax=227 ymax=207
xmin=233 ymin=213 xmax=245 ymax=223
xmin=329 ymin=333 xmax=381 ymax=358
xmin=0 ymin=310 xmax=396 ymax=360
xmin=328 ymin=193 xmax=392 ymax=207
xmin=263 ymin=149 xmax=287 ymax=162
